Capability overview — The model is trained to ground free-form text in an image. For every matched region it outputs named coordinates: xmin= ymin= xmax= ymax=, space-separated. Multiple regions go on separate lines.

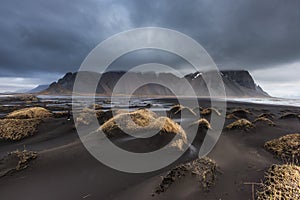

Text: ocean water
xmin=227 ymin=97 xmax=300 ymax=107
xmin=1 ymin=95 xmax=300 ymax=108
xmin=42 ymin=96 xmax=300 ymax=108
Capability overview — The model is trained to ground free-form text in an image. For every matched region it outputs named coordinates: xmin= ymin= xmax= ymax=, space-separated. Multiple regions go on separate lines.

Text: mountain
xmin=40 ymin=70 xmax=269 ymax=97
xmin=27 ymin=84 xmax=49 ymax=93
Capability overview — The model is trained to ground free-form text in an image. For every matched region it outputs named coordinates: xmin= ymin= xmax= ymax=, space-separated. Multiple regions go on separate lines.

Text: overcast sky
xmin=0 ymin=0 xmax=299 ymax=98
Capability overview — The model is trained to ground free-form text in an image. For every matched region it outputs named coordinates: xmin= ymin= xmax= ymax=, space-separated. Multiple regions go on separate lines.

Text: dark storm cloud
xmin=128 ymin=0 xmax=300 ymax=69
xmin=0 ymin=0 xmax=132 ymax=76
xmin=0 ymin=0 xmax=299 ymax=75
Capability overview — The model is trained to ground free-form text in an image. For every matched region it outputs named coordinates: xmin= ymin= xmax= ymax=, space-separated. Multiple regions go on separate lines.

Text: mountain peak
xmin=40 ymin=70 xmax=269 ymax=97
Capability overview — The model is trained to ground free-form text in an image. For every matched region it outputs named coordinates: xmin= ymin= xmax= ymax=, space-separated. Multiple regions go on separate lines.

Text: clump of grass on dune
xmin=169 ymin=104 xmax=184 ymax=114
xmin=256 ymin=164 xmax=300 ymax=200
xmin=258 ymin=113 xmax=275 ymax=120
xmin=231 ymin=108 xmax=250 ymax=114
xmin=0 ymin=119 xmax=41 ymax=141
xmin=153 ymin=157 xmax=216 ymax=196
xmin=75 ymin=107 xmax=108 ymax=126
xmin=12 ymin=150 xmax=38 ymax=171
xmin=99 ymin=109 xmax=187 ymax=151
xmin=159 ymin=117 xmax=187 ymax=151
xmin=129 ymin=109 xmax=157 ymax=122
xmin=229 ymin=108 xmax=251 ymax=119
xmin=75 ymin=107 xmax=94 ymax=125
xmin=0 ymin=107 xmax=51 ymax=141
xmin=201 ymin=107 xmax=221 ymax=116
xmin=100 ymin=109 xmax=180 ymax=136
xmin=226 ymin=119 xmax=255 ymax=131
xmin=253 ymin=117 xmax=276 ymax=126
xmin=0 ymin=150 xmax=38 ymax=178
xmin=264 ymin=133 xmax=300 ymax=160
xmin=100 ymin=109 xmax=156 ymax=134
xmin=6 ymin=107 xmax=53 ymax=119
xmin=226 ymin=113 xmax=239 ymax=119
xmin=174 ymin=107 xmax=196 ymax=116
xmin=190 ymin=118 xmax=212 ymax=130
xmin=280 ymin=113 xmax=300 ymax=120
xmin=168 ymin=104 xmax=196 ymax=118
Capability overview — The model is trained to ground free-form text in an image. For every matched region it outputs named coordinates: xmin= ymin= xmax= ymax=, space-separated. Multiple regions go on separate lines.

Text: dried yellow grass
xmin=257 ymin=164 xmax=300 ymax=200
xmin=169 ymin=104 xmax=196 ymax=117
xmin=0 ymin=150 xmax=38 ymax=178
xmin=75 ymin=107 xmax=108 ymax=126
xmin=153 ymin=157 xmax=216 ymax=195
xmin=12 ymin=150 xmax=38 ymax=171
xmin=174 ymin=107 xmax=196 ymax=116
xmin=253 ymin=117 xmax=276 ymax=126
xmin=100 ymin=109 xmax=187 ymax=151
xmin=229 ymin=108 xmax=251 ymax=119
xmin=226 ymin=119 xmax=254 ymax=130
xmin=190 ymin=118 xmax=212 ymax=129
xmin=0 ymin=119 xmax=41 ymax=141
xmin=75 ymin=108 xmax=97 ymax=126
xmin=6 ymin=107 xmax=53 ymax=119
xmin=169 ymin=104 xmax=184 ymax=113
xmin=231 ymin=108 xmax=250 ymax=115
xmin=258 ymin=113 xmax=274 ymax=120
xmin=100 ymin=109 xmax=157 ymax=135
xmin=264 ymin=133 xmax=300 ymax=160
xmin=226 ymin=113 xmax=239 ymax=119
xmin=201 ymin=108 xmax=221 ymax=116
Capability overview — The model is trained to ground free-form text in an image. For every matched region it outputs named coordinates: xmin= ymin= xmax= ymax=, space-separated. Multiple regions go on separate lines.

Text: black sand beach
xmin=0 ymin=97 xmax=300 ymax=200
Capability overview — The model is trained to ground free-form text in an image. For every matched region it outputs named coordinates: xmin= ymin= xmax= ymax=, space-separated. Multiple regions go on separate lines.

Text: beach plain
xmin=0 ymin=95 xmax=299 ymax=200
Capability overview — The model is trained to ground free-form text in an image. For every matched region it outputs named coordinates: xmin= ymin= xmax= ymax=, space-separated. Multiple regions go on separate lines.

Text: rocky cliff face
xmin=41 ymin=70 xmax=269 ymax=97
xmin=222 ymin=71 xmax=256 ymax=90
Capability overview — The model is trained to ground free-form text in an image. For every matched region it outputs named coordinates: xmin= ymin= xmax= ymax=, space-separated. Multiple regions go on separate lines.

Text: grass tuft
xmin=168 ymin=104 xmax=196 ymax=118
xmin=190 ymin=118 xmax=212 ymax=129
xmin=264 ymin=133 xmax=300 ymax=160
xmin=6 ymin=107 xmax=53 ymax=119
xmin=0 ymin=150 xmax=38 ymax=178
xmin=0 ymin=119 xmax=41 ymax=141
xmin=257 ymin=164 xmax=300 ymax=200
xmin=229 ymin=108 xmax=251 ymax=119
xmin=253 ymin=117 xmax=276 ymax=126
xmin=226 ymin=119 xmax=255 ymax=131
xmin=153 ymin=157 xmax=216 ymax=196
xmin=75 ymin=107 xmax=109 ymax=126
xmin=258 ymin=113 xmax=275 ymax=120
xmin=201 ymin=108 xmax=221 ymax=116
xmin=100 ymin=109 xmax=187 ymax=151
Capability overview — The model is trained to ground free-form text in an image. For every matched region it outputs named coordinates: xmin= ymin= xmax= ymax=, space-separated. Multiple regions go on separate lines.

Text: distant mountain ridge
xmin=40 ymin=70 xmax=269 ymax=97
xmin=27 ymin=84 xmax=49 ymax=93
